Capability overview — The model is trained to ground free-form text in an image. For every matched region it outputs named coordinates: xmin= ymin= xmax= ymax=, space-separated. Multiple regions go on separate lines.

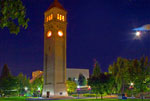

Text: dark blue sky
xmin=0 ymin=0 xmax=150 ymax=78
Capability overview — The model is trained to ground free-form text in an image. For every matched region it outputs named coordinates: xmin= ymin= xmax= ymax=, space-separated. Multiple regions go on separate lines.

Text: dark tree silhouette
xmin=0 ymin=64 xmax=11 ymax=78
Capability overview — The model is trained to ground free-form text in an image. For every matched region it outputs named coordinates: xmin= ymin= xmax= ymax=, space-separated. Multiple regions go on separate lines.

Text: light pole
xmin=88 ymin=86 xmax=91 ymax=94
xmin=38 ymin=87 xmax=41 ymax=97
xmin=24 ymin=87 xmax=28 ymax=96
xmin=129 ymin=83 xmax=134 ymax=98
xmin=77 ymin=86 xmax=80 ymax=99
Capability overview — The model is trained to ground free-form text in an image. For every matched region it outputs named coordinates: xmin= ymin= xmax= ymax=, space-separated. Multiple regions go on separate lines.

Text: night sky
xmin=0 ymin=0 xmax=150 ymax=78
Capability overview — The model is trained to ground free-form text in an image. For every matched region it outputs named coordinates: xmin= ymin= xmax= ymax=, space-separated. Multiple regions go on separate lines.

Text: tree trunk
xmin=101 ymin=93 xmax=103 ymax=99
xmin=121 ymin=78 xmax=125 ymax=95
xmin=96 ymin=93 xmax=97 ymax=99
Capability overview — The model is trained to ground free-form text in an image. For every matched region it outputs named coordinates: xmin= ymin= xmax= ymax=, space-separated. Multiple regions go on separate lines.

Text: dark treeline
xmin=0 ymin=64 xmax=42 ymax=97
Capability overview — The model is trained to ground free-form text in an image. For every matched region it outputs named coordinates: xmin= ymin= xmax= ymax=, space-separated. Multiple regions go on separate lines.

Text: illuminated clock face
xmin=47 ymin=31 xmax=52 ymax=38
xmin=58 ymin=31 xmax=63 ymax=37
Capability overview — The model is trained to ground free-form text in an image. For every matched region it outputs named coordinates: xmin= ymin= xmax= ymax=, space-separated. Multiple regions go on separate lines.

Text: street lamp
xmin=88 ymin=86 xmax=91 ymax=94
xmin=38 ymin=87 xmax=41 ymax=97
xmin=131 ymin=83 xmax=134 ymax=86
xmin=77 ymin=86 xmax=80 ymax=99
xmin=24 ymin=87 xmax=28 ymax=91
xmin=24 ymin=87 xmax=28 ymax=96
xmin=129 ymin=83 xmax=134 ymax=98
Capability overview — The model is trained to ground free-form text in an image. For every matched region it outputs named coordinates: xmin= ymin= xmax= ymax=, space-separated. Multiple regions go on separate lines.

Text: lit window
xmin=60 ymin=15 xmax=62 ymax=20
xmin=58 ymin=30 xmax=63 ymax=37
xmin=57 ymin=14 xmax=60 ymax=20
xmin=62 ymin=16 xmax=64 ymax=21
xmin=49 ymin=16 xmax=51 ymax=21
xmin=47 ymin=31 xmax=52 ymax=38
xmin=51 ymin=14 xmax=53 ymax=20
xmin=47 ymin=17 xmax=49 ymax=22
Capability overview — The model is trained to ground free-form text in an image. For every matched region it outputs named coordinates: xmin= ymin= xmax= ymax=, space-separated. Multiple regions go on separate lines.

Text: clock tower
xmin=42 ymin=0 xmax=68 ymax=97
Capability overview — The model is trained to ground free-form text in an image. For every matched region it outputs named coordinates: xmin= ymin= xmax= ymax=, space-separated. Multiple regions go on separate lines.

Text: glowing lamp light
xmin=58 ymin=31 xmax=63 ymax=37
xmin=88 ymin=86 xmax=91 ymax=90
xmin=38 ymin=87 xmax=41 ymax=91
xmin=131 ymin=83 xmax=134 ymax=86
xmin=24 ymin=87 xmax=28 ymax=91
xmin=47 ymin=31 xmax=52 ymax=38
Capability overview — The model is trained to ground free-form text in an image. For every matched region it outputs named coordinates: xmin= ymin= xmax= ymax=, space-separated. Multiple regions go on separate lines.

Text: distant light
xmin=24 ymin=87 xmax=28 ymax=91
xmin=77 ymin=86 xmax=80 ymax=88
xmin=75 ymin=78 xmax=78 ymax=81
xmin=88 ymin=86 xmax=91 ymax=90
xmin=38 ymin=87 xmax=41 ymax=91
xmin=131 ymin=83 xmax=134 ymax=86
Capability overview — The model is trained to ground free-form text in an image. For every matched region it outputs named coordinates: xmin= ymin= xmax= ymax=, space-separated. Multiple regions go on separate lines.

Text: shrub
xmin=72 ymin=94 xmax=78 ymax=97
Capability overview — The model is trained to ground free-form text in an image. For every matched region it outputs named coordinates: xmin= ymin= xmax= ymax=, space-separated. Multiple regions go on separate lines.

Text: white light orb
xmin=24 ymin=87 xmax=28 ymax=91
xmin=131 ymin=83 xmax=134 ymax=86
xmin=135 ymin=31 xmax=141 ymax=37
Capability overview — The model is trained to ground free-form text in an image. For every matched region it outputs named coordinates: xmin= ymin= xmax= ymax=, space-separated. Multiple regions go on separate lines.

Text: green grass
xmin=0 ymin=96 xmax=27 ymax=101
xmin=0 ymin=97 xmax=150 ymax=101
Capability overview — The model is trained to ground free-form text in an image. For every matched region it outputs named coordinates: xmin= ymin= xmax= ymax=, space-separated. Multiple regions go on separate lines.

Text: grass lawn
xmin=0 ymin=97 xmax=150 ymax=101
xmin=0 ymin=96 xmax=27 ymax=101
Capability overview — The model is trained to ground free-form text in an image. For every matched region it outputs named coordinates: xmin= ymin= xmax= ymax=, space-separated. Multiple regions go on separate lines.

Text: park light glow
xmin=131 ymin=83 xmax=134 ymax=86
xmin=24 ymin=87 xmax=28 ymax=91
xmin=88 ymin=86 xmax=91 ymax=90
xmin=77 ymin=86 xmax=80 ymax=89
xmin=38 ymin=87 xmax=41 ymax=91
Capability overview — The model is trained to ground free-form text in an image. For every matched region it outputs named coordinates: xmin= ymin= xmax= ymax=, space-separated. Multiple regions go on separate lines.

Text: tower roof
xmin=47 ymin=0 xmax=65 ymax=11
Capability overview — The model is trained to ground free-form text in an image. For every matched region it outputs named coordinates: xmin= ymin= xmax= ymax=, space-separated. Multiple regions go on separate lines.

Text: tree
xmin=88 ymin=73 xmax=111 ymax=99
xmin=0 ymin=0 xmax=29 ymax=34
xmin=108 ymin=57 xmax=129 ymax=94
xmin=133 ymin=57 xmax=150 ymax=99
xmin=92 ymin=60 xmax=101 ymax=77
xmin=0 ymin=64 xmax=18 ymax=96
xmin=78 ymin=73 xmax=86 ymax=86
xmin=0 ymin=64 xmax=11 ymax=78
xmin=31 ymin=75 xmax=43 ymax=96
xmin=66 ymin=80 xmax=77 ymax=94
xmin=17 ymin=73 xmax=31 ymax=96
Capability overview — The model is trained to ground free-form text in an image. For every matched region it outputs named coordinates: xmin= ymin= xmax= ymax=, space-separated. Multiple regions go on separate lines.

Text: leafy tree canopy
xmin=0 ymin=64 xmax=11 ymax=78
xmin=92 ymin=60 xmax=101 ymax=77
xmin=78 ymin=73 xmax=86 ymax=86
xmin=66 ymin=80 xmax=77 ymax=94
xmin=0 ymin=0 xmax=29 ymax=34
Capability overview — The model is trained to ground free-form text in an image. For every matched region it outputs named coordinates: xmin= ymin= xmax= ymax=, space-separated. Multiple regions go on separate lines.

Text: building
xmin=30 ymin=68 xmax=89 ymax=84
xmin=42 ymin=0 xmax=68 ymax=97
xmin=32 ymin=70 xmax=43 ymax=79
xmin=66 ymin=68 xmax=89 ymax=81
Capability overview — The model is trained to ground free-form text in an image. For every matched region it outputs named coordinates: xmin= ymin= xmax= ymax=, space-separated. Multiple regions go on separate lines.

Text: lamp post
xmin=38 ymin=87 xmax=41 ymax=97
xmin=88 ymin=86 xmax=91 ymax=94
xmin=77 ymin=86 xmax=80 ymax=99
xmin=24 ymin=87 xmax=28 ymax=96
xmin=129 ymin=83 xmax=134 ymax=98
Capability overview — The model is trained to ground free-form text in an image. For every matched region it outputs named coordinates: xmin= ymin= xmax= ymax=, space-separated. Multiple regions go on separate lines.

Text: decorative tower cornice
xmin=47 ymin=0 xmax=65 ymax=11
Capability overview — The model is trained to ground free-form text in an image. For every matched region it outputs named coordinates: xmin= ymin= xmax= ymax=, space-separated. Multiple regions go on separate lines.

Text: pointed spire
xmin=47 ymin=0 xmax=65 ymax=11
